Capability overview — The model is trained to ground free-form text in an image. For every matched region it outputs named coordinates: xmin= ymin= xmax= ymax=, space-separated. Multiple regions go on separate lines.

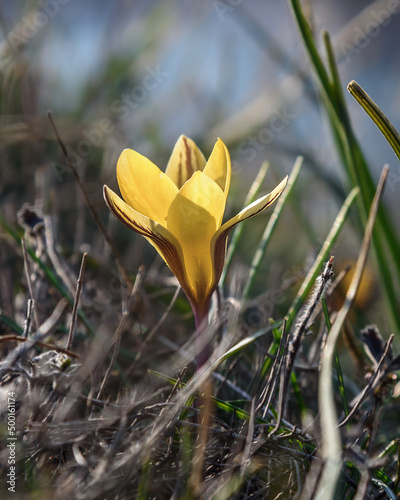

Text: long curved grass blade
xmin=287 ymin=186 xmax=359 ymax=331
xmin=316 ymin=166 xmax=388 ymax=500
xmin=289 ymin=0 xmax=332 ymax=97
xmin=347 ymin=80 xmax=400 ymax=162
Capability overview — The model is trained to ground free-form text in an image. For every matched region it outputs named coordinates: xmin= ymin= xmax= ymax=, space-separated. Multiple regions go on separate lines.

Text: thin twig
xmin=96 ymin=266 xmax=145 ymax=399
xmin=47 ymin=110 xmax=132 ymax=290
xmin=257 ymin=318 xmax=287 ymax=418
xmin=21 ymin=237 xmax=40 ymax=331
xmin=152 ymin=366 xmax=188 ymax=435
xmin=338 ymin=334 xmax=394 ymax=428
xmin=0 ymin=334 xmax=81 ymax=359
xmin=269 ymin=321 xmax=291 ymax=437
xmin=67 ymin=252 xmax=87 ymax=350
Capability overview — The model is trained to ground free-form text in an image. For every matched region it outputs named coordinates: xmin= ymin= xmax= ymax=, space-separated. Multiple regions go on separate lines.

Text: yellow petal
xmin=116 ymin=148 xmax=178 ymax=226
xmin=220 ymin=176 xmax=287 ymax=233
xmin=103 ymin=185 xmax=191 ymax=299
xmin=167 ymin=171 xmax=226 ymax=306
xmin=211 ymin=176 xmax=288 ymax=283
xmin=164 ymin=135 xmax=206 ymax=188
xmin=203 ymin=138 xmax=231 ymax=197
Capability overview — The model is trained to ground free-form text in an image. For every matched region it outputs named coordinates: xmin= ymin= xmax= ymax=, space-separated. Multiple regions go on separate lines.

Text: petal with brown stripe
xmin=211 ymin=176 xmax=288 ymax=283
xmin=103 ymin=185 xmax=196 ymax=304
xmin=165 ymin=135 xmax=206 ymax=189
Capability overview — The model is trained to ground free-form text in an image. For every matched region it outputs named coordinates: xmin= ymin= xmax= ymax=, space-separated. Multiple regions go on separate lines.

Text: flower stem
xmin=193 ymin=302 xmax=210 ymax=371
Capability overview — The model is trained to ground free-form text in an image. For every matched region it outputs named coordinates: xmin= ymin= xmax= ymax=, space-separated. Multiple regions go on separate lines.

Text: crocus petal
xmin=167 ymin=171 xmax=226 ymax=306
xmin=165 ymin=135 xmax=207 ymax=189
xmin=117 ymin=148 xmax=178 ymax=226
xmin=211 ymin=176 xmax=288 ymax=284
xmin=202 ymin=138 xmax=231 ymax=198
xmin=103 ymin=186 xmax=191 ymax=300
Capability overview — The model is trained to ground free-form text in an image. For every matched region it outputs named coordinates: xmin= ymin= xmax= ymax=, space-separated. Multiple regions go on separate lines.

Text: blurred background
xmin=0 ymin=0 xmax=399 ymax=330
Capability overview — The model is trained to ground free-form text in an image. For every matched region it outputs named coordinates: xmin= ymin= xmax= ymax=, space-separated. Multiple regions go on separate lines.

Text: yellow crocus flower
xmin=104 ymin=135 xmax=287 ymax=330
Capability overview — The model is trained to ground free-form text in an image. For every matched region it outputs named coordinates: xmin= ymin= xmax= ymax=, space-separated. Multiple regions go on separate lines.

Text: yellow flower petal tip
xmin=104 ymin=137 xmax=287 ymax=324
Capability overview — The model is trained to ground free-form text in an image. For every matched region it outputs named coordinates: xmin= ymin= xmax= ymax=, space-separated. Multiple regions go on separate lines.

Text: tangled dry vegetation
xmin=1 ymin=185 xmax=400 ymax=499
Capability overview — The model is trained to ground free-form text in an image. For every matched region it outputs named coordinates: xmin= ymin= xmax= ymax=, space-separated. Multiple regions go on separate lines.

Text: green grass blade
xmin=0 ymin=314 xmax=24 ymax=335
xmin=347 ymin=80 xmax=400 ymax=162
xmin=216 ymin=321 xmax=282 ymax=364
xmin=242 ymin=156 xmax=303 ymax=301
xmin=321 ymin=296 xmax=349 ymax=418
xmin=136 ymin=455 xmax=152 ymax=500
xmin=221 ymin=161 xmax=270 ymax=285
xmin=289 ymin=0 xmax=332 ymax=96
xmin=287 ymin=187 xmax=359 ymax=332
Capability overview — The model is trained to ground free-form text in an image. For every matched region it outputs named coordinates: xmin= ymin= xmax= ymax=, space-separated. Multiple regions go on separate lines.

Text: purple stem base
xmin=193 ymin=301 xmax=210 ymax=371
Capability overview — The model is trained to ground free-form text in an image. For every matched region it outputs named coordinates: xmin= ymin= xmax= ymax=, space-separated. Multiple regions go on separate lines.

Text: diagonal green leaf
xmin=242 ymin=156 xmax=302 ymax=301
xmin=287 ymin=186 xmax=359 ymax=332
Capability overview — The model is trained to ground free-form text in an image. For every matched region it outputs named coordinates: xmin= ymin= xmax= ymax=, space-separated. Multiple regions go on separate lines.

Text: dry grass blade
xmin=66 ymin=252 xmax=87 ymax=350
xmin=21 ymin=237 xmax=39 ymax=332
xmin=46 ymin=111 xmax=133 ymax=290
xmin=0 ymin=334 xmax=81 ymax=359
xmin=256 ymin=319 xmax=287 ymax=419
xmin=338 ymin=334 xmax=394 ymax=428
xmin=316 ymin=165 xmax=389 ymax=500
xmin=268 ymin=320 xmax=290 ymax=437
xmin=96 ymin=266 xmax=144 ymax=399
xmin=282 ymin=258 xmax=334 ymax=411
